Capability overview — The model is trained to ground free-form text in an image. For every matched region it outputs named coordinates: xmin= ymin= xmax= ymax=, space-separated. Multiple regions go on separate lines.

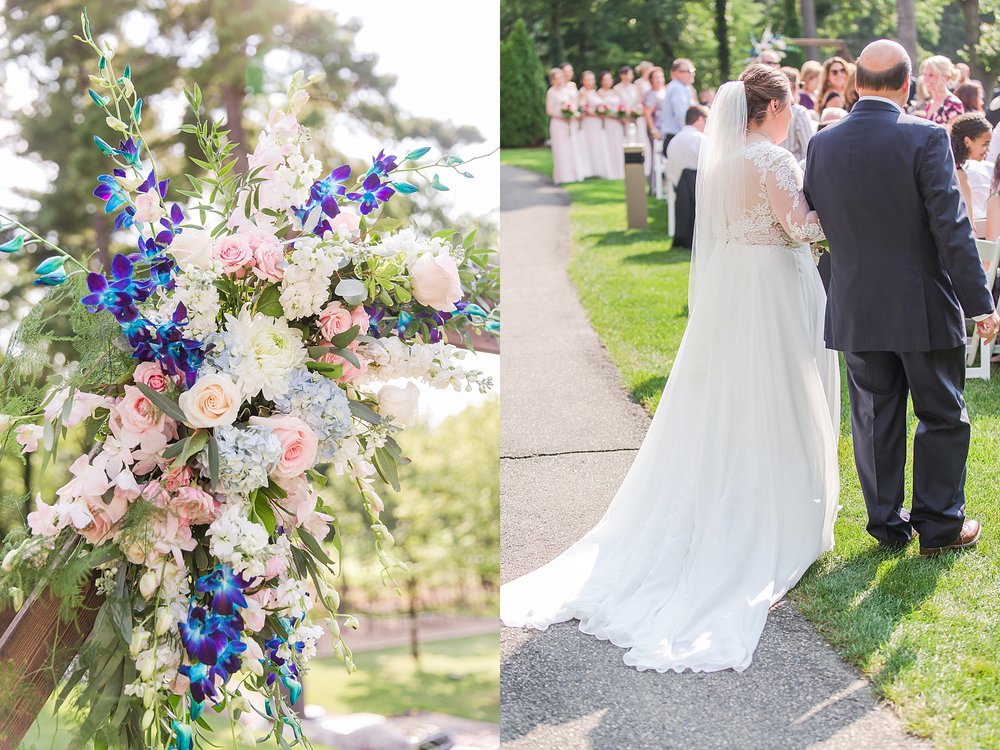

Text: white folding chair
xmin=666 ymin=181 xmax=676 ymax=237
xmin=965 ymin=238 xmax=1000 ymax=379
xmin=652 ymin=139 xmax=667 ymax=200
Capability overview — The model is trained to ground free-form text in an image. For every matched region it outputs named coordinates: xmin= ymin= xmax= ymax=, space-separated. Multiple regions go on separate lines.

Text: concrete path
xmin=499 ymin=165 xmax=929 ymax=750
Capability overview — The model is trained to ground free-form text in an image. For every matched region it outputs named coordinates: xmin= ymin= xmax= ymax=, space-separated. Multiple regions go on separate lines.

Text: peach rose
xmin=411 ymin=253 xmax=463 ymax=311
xmin=317 ymin=301 xmax=354 ymax=341
xmin=178 ymin=373 xmax=241 ymax=429
xmin=213 ymin=234 xmax=253 ymax=275
xmin=172 ymin=485 xmax=220 ymax=526
xmin=350 ymin=305 xmax=371 ymax=341
xmin=134 ymin=362 xmax=170 ymax=393
xmin=248 ymin=414 xmax=318 ymax=479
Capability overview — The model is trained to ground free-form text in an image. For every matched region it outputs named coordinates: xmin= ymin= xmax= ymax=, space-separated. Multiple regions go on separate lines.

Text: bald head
xmin=856 ymin=40 xmax=911 ymax=104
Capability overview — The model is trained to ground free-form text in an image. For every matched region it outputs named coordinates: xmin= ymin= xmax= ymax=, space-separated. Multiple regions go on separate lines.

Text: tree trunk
xmin=548 ymin=2 xmax=563 ymax=66
xmin=407 ymin=577 xmax=420 ymax=665
xmin=800 ymin=0 xmax=818 ymax=61
xmin=958 ymin=0 xmax=989 ymax=87
xmin=896 ymin=0 xmax=918 ymax=72
xmin=715 ymin=0 xmax=730 ymax=82
xmin=221 ymin=80 xmax=249 ymax=175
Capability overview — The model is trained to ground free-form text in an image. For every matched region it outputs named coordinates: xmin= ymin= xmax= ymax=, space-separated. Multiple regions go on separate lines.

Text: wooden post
xmin=0 ymin=577 xmax=103 ymax=750
xmin=447 ymin=329 xmax=500 ymax=355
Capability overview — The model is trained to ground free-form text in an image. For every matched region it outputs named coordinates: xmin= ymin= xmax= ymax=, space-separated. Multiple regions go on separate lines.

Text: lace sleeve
xmin=765 ymin=148 xmax=825 ymax=244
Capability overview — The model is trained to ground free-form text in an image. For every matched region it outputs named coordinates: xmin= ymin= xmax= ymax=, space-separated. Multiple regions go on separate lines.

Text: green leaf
xmin=383 ymin=436 xmax=411 ymax=465
xmin=349 ymin=400 xmax=382 ymax=424
xmin=372 ymin=217 xmax=402 ymax=233
xmin=135 ymin=382 xmax=187 ymax=423
xmin=373 ymin=446 xmax=401 ymax=492
xmin=207 ymin=435 xmax=220 ymax=488
xmin=306 ymin=361 xmax=344 ymax=380
xmin=331 ymin=346 xmax=360 ymax=368
xmin=328 ymin=324 xmax=360 ymax=349
xmin=181 ymin=430 xmax=209 ymax=463
xmin=255 ymin=284 xmax=283 ymax=317
xmin=462 ymin=230 xmax=478 ymax=250
xmin=297 ymin=528 xmax=336 ymax=567
xmin=255 ymin=497 xmax=277 ymax=536
xmin=0 ymin=234 xmax=25 ymax=254
xmin=306 ymin=468 xmax=328 ymax=488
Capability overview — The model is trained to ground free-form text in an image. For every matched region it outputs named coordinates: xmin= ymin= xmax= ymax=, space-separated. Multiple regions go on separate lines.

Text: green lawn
xmin=502 ymin=147 xmax=1000 ymax=750
xmin=20 ymin=633 xmax=499 ymax=749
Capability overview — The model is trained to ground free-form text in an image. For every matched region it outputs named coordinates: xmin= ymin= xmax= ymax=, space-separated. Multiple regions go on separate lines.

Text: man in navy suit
xmin=804 ymin=40 xmax=1000 ymax=556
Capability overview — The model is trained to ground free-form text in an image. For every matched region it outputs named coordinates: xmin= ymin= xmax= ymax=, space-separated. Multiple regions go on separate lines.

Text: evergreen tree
xmin=500 ymin=19 xmax=548 ymax=148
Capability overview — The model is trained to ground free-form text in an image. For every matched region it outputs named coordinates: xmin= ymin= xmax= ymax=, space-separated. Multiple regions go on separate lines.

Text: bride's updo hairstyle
xmin=739 ymin=63 xmax=791 ymax=126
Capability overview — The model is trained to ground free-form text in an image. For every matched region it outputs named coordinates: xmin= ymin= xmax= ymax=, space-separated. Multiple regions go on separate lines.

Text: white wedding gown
xmin=501 ymin=114 xmax=841 ymax=673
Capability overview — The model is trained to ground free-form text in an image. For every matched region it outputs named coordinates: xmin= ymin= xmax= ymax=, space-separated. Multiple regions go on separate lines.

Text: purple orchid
xmin=195 ymin=565 xmax=251 ymax=616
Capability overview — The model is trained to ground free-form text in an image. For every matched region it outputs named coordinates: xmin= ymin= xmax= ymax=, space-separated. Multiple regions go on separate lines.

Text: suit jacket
xmin=804 ymin=98 xmax=994 ymax=352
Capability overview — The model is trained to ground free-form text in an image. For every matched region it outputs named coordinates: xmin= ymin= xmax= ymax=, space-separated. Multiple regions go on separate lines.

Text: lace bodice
xmin=727 ymin=138 xmax=823 ymax=247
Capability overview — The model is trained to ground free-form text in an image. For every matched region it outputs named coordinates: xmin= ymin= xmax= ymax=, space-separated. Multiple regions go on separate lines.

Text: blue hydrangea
xmin=214 ymin=424 xmax=282 ymax=496
xmin=272 ymin=368 xmax=352 ymax=460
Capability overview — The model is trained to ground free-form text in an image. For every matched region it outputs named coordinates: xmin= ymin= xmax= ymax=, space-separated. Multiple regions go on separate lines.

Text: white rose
xmin=377 ymin=382 xmax=420 ymax=427
xmin=178 ymin=374 xmax=241 ymax=429
xmin=410 ymin=253 xmax=463 ymax=311
xmin=169 ymin=228 xmax=214 ymax=270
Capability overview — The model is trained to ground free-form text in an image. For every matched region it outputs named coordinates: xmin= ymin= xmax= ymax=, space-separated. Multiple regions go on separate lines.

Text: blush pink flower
xmin=410 ymin=253 xmax=463 ymax=311
xmin=133 ymin=191 xmax=165 ymax=224
xmin=133 ymin=362 xmax=170 ymax=393
xmin=78 ymin=490 xmax=130 ymax=546
xmin=111 ymin=386 xmax=170 ymax=450
xmin=319 ymin=350 xmax=369 ymax=383
xmin=213 ymin=234 xmax=254 ymax=276
xmin=27 ymin=495 xmax=60 ymax=537
xmin=252 ymin=241 xmax=286 ymax=282
xmin=15 ymin=424 xmax=43 ymax=454
xmin=317 ymin=301 xmax=354 ymax=341
xmin=172 ymin=486 xmax=220 ymax=526
xmin=248 ymin=414 xmax=318 ymax=479
xmin=329 ymin=210 xmax=361 ymax=237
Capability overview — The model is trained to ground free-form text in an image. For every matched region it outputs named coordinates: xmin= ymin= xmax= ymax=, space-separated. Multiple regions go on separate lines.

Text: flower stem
xmin=0 ymin=212 xmax=89 ymax=271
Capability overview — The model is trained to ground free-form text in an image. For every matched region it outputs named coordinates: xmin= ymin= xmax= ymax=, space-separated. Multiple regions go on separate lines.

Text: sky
xmin=0 ymin=0 xmax=501 ymax=419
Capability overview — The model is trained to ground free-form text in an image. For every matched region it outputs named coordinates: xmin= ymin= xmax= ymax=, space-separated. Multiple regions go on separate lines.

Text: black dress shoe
xmin=919 ymin=520 xmax=982 ymax=557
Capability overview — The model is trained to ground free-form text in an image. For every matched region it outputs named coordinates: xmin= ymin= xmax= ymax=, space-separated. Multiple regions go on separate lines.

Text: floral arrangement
xmin=614 ymin=104 xmax=629 ymax=122
xmin=0 ymin=11 xmax=497 ymax=750
xmin=595 ymin=101 xmax=609 ymax=128
xmin=561 ymin=101 xmax=577 ymax=119
xmin=749 ymin=26 xmax=791 ymax=64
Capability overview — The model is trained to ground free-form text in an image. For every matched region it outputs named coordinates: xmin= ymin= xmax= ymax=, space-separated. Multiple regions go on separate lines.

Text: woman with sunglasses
xmin=921 ymin=55 xmax=965 ymax=125
xmin=815 ymin=57 xmax=850 ymax=115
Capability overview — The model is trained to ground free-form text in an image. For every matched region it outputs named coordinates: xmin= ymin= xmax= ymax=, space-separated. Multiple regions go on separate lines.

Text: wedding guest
xmin=950 ymin=113 xmax=992 ymax=233
xmin=843 ymin=65 xmax=859 ymax=111
xmin=799 ymin=60 xmax=822 ymax=111
xmin=545 ymin=67 xmax=583 ymax=184
xmin=699 ymin=87 xmax=716 ymax=107
xmin=599 ymin=70 xmax=625 ymax=179
xmin=662 ymin=58 xmax=697 ymax=152
xmin=758 ymin=50 xmax=781 ymax=68
xmin=816 ymin=56 xmax=850 ymax=114
xmin=921 ymin=55 xmax=964 ymax=125
xmin=779 ymin=66 xmax=816 ymax=161
xmin=643 ymin=66 xmax=668 ymax=144
xmin=665 ymin=105 xmax=707 ymax=188
xmin=956 ymin=62 xmax=971 ymax=88
xmin=817 ymin=106 xmax=847 ymax=131
xmin=956 ymin=82 xmax=985 ymax=113
xmin=579 ymin=70 xmax=614 ymax=178
xmin=985 ymin=167 xmax=1000 ymax=310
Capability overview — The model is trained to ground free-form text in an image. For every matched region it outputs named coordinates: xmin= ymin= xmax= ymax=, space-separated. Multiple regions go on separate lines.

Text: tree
xmin=501 ymin=19 xmax=548 ymax=148
xmin=801 ymin=0 xmax=819 ymax=60
xmin=897 ymin=0 xmax=919 ymax=69
xmin=716 ymin=0 xmax=730 ymax=82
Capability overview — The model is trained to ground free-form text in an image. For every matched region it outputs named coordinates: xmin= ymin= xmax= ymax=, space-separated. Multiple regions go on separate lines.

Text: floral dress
xmin=924 ymin=94 xmax=964 ymax=125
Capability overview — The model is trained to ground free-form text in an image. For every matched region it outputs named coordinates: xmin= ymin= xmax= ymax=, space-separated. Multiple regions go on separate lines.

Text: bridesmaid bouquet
xmin=615 ymin=104 xmax=630 ymax=122
xmin=0 ymin=11 xmax=497 ymax=750
xmin=595 ymin=102 xmax=610 ymax=128
xmin=560 ymin=102 xmax=577 ymax=120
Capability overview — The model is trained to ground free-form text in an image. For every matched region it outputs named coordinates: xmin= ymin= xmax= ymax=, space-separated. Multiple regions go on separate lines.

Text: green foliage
xmin=500 ymin=19 xmax=548 ymax=148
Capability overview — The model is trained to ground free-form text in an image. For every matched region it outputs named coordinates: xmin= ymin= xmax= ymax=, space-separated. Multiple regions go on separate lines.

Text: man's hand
xmin=976 ymin=311 xmax=1000 ymax=343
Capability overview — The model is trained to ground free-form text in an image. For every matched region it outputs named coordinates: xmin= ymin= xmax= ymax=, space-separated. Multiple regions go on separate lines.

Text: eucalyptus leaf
xmin=135 ymin=382 xmax=187 ymax=423
xmin=349 ymin=400 xmax=382 ymax=424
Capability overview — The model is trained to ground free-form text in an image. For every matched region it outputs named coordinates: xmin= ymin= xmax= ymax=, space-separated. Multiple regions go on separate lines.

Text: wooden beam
xmin=447 ymin=329 xmax=500 ymax=355
xmin=0 ymin=578 xmax=103 ymax=749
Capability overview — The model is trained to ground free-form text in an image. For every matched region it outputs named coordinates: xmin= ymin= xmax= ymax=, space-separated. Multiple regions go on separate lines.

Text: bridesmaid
xmin=578 ymin=70 xmax=613 ymax=178
xmin=545 ymin=67 xmax=582 ymax=184
xmin=599 ymin=70 xmax=625 ymax=179
xmin=615 ymin=65 xmax=648 ymax=160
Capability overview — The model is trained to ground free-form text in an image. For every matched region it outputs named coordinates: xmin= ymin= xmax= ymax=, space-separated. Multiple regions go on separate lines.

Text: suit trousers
xmin=843 ymin=347 xmax=970 ymax=548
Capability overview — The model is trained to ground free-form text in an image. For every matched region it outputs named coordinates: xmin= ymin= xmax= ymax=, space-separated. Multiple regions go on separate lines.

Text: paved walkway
xmin=499 ymin=165 xmax=930 ymax=750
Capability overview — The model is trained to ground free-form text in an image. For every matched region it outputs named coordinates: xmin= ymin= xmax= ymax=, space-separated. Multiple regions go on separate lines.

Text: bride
xmin=500 ymin=64 xmax=841 ymax=673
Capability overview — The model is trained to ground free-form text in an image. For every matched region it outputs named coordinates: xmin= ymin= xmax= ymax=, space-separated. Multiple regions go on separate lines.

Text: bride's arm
xmin=765 ymin=149 xmax=825 ymax=244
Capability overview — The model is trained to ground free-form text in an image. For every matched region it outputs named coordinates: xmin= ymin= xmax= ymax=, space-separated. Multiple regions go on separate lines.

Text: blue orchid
xmin=195 ymin=565 xmax=251 ymax=615
xmin=345 ymin=172 xmax=395 ymax=216
xmin=214 ymin=637 xmax=248 ymax=682
xmin=294 ymin=164 xmax=351 ymax=235
xmin=178 ymin=662 xmax=219 ymax=716
xmin=93 ymin=172 xmax=129 ymax=214
xmin=178 ymin=606 xmax=228 ymax=666
xmin=367 ymin=149 xmax=399 ymax=179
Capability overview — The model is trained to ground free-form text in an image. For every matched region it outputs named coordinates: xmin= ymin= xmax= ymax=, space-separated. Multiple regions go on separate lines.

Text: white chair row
xmin=650 ymin=139 xmax=676 ymax=236
xmin=966 ymin=238 xmax=1000 ymax=380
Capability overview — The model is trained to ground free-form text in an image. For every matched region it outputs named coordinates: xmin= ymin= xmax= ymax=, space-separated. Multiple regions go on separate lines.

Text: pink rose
xmin=330 ymin=210 xmax=361 ymax=237
xmin=162 ymin=465 xmax=196 ymax=493
xmin=350 ymin=305 xmax=370 ymax=342
xmin=133 ymin=191 xmax=165 ymax=224
xmin=410 ymin=253 xmax=463 ymax=311
xmin=112 ymin=385 xmax=168 ymax=447
xmin=317 ymin=301 xmax=355 ymax=341
xmin=134 ymin=362 xmax=170 ymax=393
xmin=213 ymin=235 xmax=254 ymax=275
xmin=172 ymin=485 xmax=220 ymax=526
xmin=252 ymin=241 xmax=286 ymax=282
xmin=248 ymin=414 xmax=318 ymax=479
xmin=242 ymin=590 xmax=272 ymax=633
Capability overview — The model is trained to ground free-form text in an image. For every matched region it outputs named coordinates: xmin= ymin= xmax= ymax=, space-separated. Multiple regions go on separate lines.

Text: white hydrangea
xmin=208 ymin=502 xmax=272 ymax=578
xmin=278 ymin=238 xmax=342 ymax=320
